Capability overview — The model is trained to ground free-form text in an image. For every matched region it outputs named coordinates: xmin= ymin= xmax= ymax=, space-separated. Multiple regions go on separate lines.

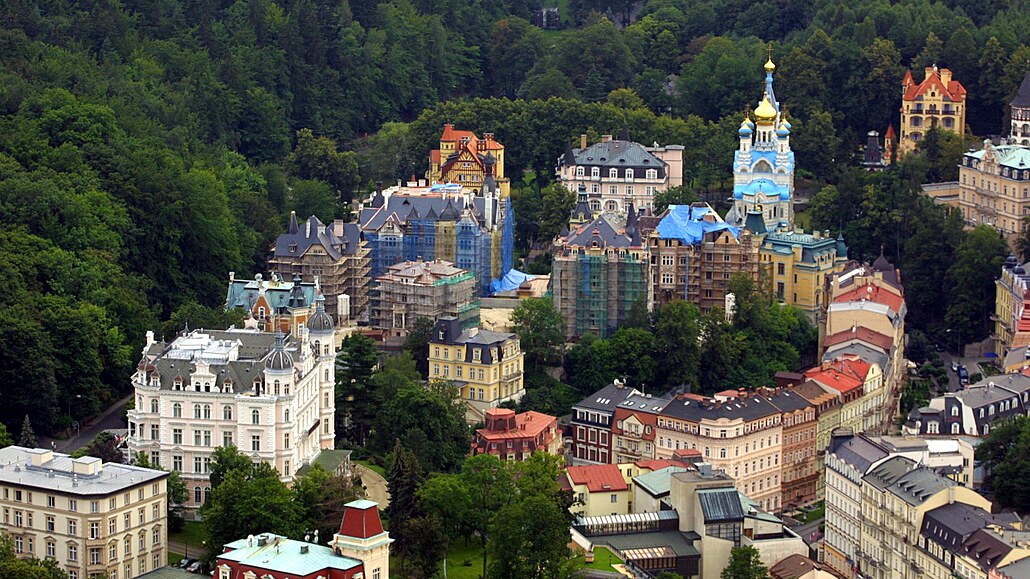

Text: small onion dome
xmin=738 ymin=120 xmax=753 ymax=136
xmin=776 ymin=121 xmax=790 ymax=137
xmin=764 ymin=58 xmax=776 ymax=72
xmin=308 ymin=294 xmax=334 ymax=334
xmin=754 ymin=95 xmax=777 ymax=122
xmin=265 ymin=331 xmax=294 ymax=371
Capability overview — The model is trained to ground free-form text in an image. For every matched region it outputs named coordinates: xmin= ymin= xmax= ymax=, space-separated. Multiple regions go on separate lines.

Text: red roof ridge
xmin=566 ymin=464 xmax=629 ymax=492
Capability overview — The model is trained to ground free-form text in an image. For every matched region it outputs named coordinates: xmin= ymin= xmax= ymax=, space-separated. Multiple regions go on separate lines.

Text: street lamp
xmin=67 ymin=394 xmax=82 ymax=420
xmin=947 ymin=328 xmax=959 ymax=357
xmin=72 ymin=421 xmax=79 ymax=446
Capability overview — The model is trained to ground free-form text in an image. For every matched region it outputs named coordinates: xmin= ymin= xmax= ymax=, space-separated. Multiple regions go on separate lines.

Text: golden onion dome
xmin=764 ymin=58 xmax=776 ymax=72
xmin=754 ymin=95 xmax=777 ymax=122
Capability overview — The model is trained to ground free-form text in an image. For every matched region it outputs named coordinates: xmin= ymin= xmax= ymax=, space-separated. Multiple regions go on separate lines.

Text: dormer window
xmin=591 ymin=167 xmax=600 ymax=178
xmin=173 ymin=377 xmax=183 ymax=391
xmin=609 ymin=168 xmax=618 ymax=178
xmin=288 ymin=243 xmax=297 ymax=253
xmin=646 ymin=169 xmax=657 ymax=179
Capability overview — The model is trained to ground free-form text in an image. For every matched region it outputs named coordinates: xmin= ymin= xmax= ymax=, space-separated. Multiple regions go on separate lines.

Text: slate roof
xmin=1013 ymin=72 xmax=1030 ymax=108
xmin=697 ymin=487 xmax=745 ymax=522
xmin=764 ymin=388 xmax=815 ymax=414
xmin=617 ymin=392 xmax=672 ymax=415
xmin=762 ymin=231 xmax=839 ymax=264
xmin=863 ymin=455 xmax=916 ymax=491
xmin=769 ymin=554 xmax=823 ymax=579
xmin=562 ymin=215 xmax=638 ymax=249
xmin=660 ymin=393 xmax=780 ymax=422
xmin=225 ymin=276 xmax=317 ymax=313
xmin=828 ymin=434 xmax=887 ymax=474
xmin=141 ymin=330 xmax=293 ymax=392
xmin=358 ymin=194 xmax=496 ymax=232
xmin=821 ymin=343 xmax=889 ymax=373
xmin=889 ymin=467 xmax=956 ymax=506
xmin=574 ymin=383 xmax=641 ymax=413
xmin=570 ymin=140 xmax=665 ymax=169
xmin=921 ymin=502 xmax=1009 ymax=554
xmin=273 ymin=213 xmax=363 ymax=260
xmin=959 ymin=528 xmax=1018 ymax=572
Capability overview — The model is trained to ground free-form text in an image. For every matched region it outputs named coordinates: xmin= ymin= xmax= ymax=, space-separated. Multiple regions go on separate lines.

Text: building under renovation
xmin=369 ymin=259 xmax=480 ymax=336
xmin=644 ymin=204 xmax=759 ymax=313
xmin=552 ymin=210 xmax=651 ymax=338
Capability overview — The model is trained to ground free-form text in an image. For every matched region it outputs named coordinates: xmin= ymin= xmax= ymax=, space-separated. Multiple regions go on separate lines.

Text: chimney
xmin=940 ymin=68 xmax=952 ymax=86
xmin=300 ymin=545 xmax=309 ymax=554
xmin=601 ymin=134 xmax=612 ymax=143
xmin=229 ymin=271 xmax=235 ymax=283
xmin=580 ymin=134 xmax=588 ymax=149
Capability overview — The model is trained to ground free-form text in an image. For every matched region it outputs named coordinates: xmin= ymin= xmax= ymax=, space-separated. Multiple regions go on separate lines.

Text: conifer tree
xmin=18 ymin=415 xmax=36 ymax=448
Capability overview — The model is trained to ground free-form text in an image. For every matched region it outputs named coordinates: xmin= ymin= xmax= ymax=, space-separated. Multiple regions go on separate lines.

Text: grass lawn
xmin=355 ymin=459 xmax=386 ymax=478
xmin=442 ymin=540 xmax=487 ymax=579
xmin=576 ymin=546 xmax=622 ymax=572
xmin=168 ymin=552 xmax=183 ymax=566
xmin=793 ymin=209 xmax=812 ymax=231
xmin=170 ymin=520 xmax=207 ymax=547
xmin=796 ymin=502 xmax=826 ymax=524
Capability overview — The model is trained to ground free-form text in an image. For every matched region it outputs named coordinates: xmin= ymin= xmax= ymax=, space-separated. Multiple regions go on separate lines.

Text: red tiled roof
xmin=439 ymin=123 xmax=476 ymax=142
xmin=1016 ymin=306 xmax=1030 ymax=333
xmin=338 ymin=502 xmax=385 ymax=539
xmin=475 ymin=411 xmax=557 ymax=441
xmin=885 ymin=125 xmax=896 ymax=140
xmin=565 ymin=464 xmax=629 ymax=493
xmin=903 ymin=67 xmax=967 ymax=102
xmin=823 ymin=326 xmax=894 ymax=351
xmin=429 ymin=149 xmax=440 ymax=165
xmin=804 ymin=357 xmax=871 ymax=395
xmin=833 ymin=284 xmax=904 ymax=312
xmin=715 ymin=389 xmax=740 ymax=398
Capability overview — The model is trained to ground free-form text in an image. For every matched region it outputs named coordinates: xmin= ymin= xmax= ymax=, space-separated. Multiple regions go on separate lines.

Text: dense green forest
xmin=1 ymin=0 xmax=1028 ymax=436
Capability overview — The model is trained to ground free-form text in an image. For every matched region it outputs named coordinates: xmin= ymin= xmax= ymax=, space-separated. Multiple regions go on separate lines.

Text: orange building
xmin=471 ymin=408 xmax=561 ymax=461
xmin=427 ymin=124 xmax=510 ymax=197
xmin=898 ymin=66 xmax=967 ymax=156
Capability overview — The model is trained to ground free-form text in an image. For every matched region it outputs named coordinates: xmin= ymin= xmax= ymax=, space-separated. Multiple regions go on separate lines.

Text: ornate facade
xmin=1011 ymin=72 xmax=1030 ymax=145
xmin=898 ymin=66 xmax=967 ymax=157
xmin=127 ymin=305 xmax=336 ymax=514
xmin=428 ymin=124 xmax=509 ymax=197
xmin=727 ymin=58 xmax=795 ymax=233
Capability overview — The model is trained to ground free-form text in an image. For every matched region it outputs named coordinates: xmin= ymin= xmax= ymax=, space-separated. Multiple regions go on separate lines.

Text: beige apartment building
xmin=898 ymin=66 xmax=967 ymax=157
xmin=954 ymin=141 xmax=1030 ymax=237
xmin=0 ymin=447 xmax=169 ymax=579
xmin=995 ymin=256 xmax=1030 ymax=356
xmin=656 ymin=392 xmax=785 ymax=513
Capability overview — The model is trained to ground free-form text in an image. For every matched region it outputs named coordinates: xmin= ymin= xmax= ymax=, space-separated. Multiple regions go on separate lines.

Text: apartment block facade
xmin=127 ymin=315 xmax=336 ymax=512
xmin=954 ymin=141 xmax=1030 ymax=236
xmin=0 ymin=447 xmax=168 ymax=579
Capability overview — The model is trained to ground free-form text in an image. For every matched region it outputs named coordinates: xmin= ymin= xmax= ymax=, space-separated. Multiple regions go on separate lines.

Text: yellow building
xmin=759 ymin=229 xmax=848 ymax=321
xmin=955 ymin=141 xmax=1030 ymax=239
xmin=428 ymin=317 xmax=525 ymax=423
xmin=898 ymin=66 xmax=967 ymax=157
xmin=994 ymin=256 xmax=1030 ymax=356
xmin=858 ymin=456 xmax=990 ymax=579
xmin=0 ymin=446 xmax=169 ymax=579
xmin=564 ymin=463 xmax=633 ymax=518
xmin=428 ymin=124 xmax=510 ymax=197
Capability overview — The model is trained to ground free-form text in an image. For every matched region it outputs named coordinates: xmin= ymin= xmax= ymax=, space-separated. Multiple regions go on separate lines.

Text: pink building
xmin=471 ymin=408 xmax=561 ymax=460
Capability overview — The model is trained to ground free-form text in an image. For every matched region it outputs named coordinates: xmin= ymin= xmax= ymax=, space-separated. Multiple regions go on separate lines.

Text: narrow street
xmin=39 ymin=393 xmax=133 ymax=453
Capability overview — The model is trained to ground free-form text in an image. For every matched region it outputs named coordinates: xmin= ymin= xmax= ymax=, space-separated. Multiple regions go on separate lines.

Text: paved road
xmin=40 ymin=393 xmax=133 ymax=453
xmin=354 ymin=464 xmax=390 ymax=507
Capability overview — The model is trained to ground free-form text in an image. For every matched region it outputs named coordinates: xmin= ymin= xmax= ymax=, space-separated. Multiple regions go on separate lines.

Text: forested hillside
xmin=0 ymin=0 xmax=1027 ymax=436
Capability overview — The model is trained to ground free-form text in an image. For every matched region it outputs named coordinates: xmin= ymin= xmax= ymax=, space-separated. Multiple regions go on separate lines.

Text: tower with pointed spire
xmin=728 ymin=54 xmax=795 ymax=234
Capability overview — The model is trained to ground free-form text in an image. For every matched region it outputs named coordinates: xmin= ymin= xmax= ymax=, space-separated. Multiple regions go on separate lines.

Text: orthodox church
xmin=726 ymin=57 xmax=795 ymax=234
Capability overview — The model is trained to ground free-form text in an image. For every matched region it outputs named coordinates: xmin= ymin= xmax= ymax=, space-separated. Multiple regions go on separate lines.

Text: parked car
xmin=958 ymin=366 xmax=969 ymax=385
xmin=952 ymin=361 xmax=959 ymax=372
xmin=187 ymin=561 xmax=203 ymax=573
xmin=179 ymin=558 xmax=196 ymax=569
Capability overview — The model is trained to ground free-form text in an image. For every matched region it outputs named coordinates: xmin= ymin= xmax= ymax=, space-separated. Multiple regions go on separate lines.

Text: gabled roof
xmin=828 ymin=434 xmax=888 ymax=473
xmin=563 ymin=215 xmax=638 ymax=249
xmin=888 ymin=466 xmax=955 ymax=506
xmin=565 ymin=464 xmax=629 ymax=493
xmin=574 ymin=383 xmax=641 ymax=413
xmin=273 ymin=213 xmax=363 ymax=260
xmin=769 ymin=554 xmax=823 ymax=579
xmin=823 ymin=326 xmax=893 ymax=351
xmin=903 ymin=66 xmax=967 ymax=102
xmin=863 ymin=455 xmax=916 ymax=491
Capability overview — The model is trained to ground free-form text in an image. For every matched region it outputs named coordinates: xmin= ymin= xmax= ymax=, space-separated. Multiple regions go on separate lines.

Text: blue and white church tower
xmin=728 ymin=57 xmax=795 ymax=234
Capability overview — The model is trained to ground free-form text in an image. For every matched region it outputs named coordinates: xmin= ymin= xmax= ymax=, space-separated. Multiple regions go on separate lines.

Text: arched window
xmin=194 ymin=487 xmax=202 ymax=503
xmin=589 ymin=200 xmax=601 ymax=212
xmin=193 ymin=405 xmax=201 ymax=419
xmin=605 ymin=200 xmax=618 ymax=212
xmin=609 ymin=168 xmax=618 ymax=178
xmin=910 ymin=116 xmax=922 ymax=127
xmin=285 ymin=409 xmax=290 ymax=422
xmin=252 ymin=409 xmax=260 ymax=425
xmin=951 ymin=423 xmax=960 ymax=434
xmin=625 ymin=169 xmax=634 ymax=180
xmin=591 ymin=167 xmax=600 ymax=178
xmin=753 ymin=160 xmax=772 ymax=173
xmin=173 ymin=403 xmax=182 ymax=418
xmin=150 ymin=400 xmax=158 ymax=413
xmin=204 ymin=487 xmax=212 ymax=503
xmin=223 ymin=406 xmax=233 ymax=421
xmin=575 ymin=166 xmax=584 ymax=177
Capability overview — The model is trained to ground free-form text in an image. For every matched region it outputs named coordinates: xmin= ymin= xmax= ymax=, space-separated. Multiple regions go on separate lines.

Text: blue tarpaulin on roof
xmin=490 ymin=269 xmax=533 ymax=293
xmin=656 ymin=205 xmax=739 ymax=244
